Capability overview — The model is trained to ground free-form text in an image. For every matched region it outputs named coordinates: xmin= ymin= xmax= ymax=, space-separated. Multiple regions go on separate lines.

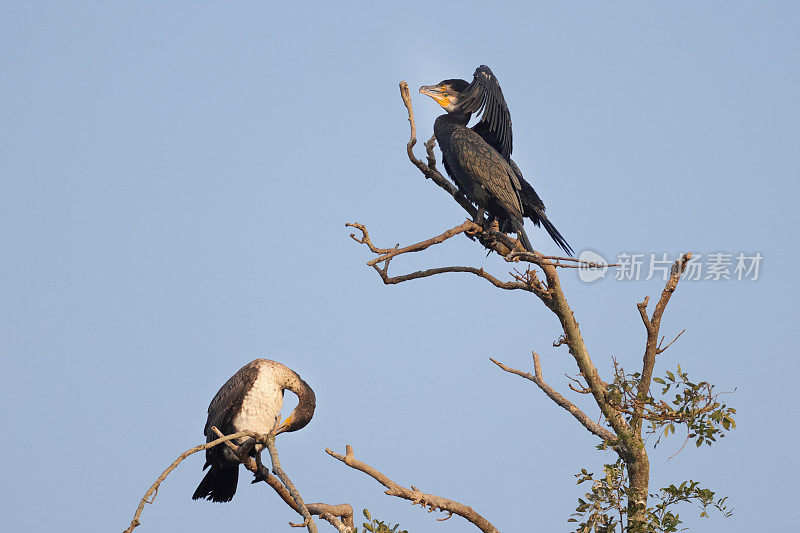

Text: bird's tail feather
xmin=531 ymin=207 xmax=574 ymax=256
xmin=513 ymin=220 xmax=534 ymax=253
xmin=192 ymin=463 xmax=239 ymax=503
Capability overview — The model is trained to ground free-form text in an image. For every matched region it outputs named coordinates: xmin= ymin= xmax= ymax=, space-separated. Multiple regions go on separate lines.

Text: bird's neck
xmin=282 ymin=375 xmax=316 ymax=432
xmin=437 ymin=110 xmax=471 ymax=126
xmin=433 ymin=112 xmax=471 ymax=142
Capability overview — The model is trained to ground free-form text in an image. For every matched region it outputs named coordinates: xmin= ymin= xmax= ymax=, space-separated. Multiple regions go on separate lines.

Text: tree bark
xmin=625 ymin=448 xmax=650 ymax=532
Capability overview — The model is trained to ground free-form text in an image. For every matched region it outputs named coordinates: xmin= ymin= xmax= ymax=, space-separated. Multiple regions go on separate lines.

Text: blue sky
xmin=2 ymin=2 xmax=798 ymax=531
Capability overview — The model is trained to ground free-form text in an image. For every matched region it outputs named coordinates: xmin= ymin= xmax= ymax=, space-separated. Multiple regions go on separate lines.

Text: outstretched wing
xmin=459 ymin=65 xmax=513 ymax=160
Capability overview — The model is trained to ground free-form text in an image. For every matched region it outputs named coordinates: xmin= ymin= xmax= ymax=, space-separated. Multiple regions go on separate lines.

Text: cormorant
xmin=420 ymin=66 xmax=574 ymax=256
xmin=192 ymin=359 xmax=316 ymax=503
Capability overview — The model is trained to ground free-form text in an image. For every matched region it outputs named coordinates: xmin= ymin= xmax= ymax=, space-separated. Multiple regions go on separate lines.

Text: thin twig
xmin=511 ymin=251 xmax=620 ymax=269
xmin=667 ymin=429 xmax=692 ymax=461
xmin=424 ymin=134 xmax=438 ymax=170
xmin=346 ymin=222 xmax=396 ymax=255
xmin=657 ymin=329 xmax=686 ymax=354
xmin=565 ymin=372 xmax=592 ymax=394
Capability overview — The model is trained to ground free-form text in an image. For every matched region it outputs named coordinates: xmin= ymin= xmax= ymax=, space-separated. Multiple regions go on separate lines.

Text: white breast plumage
xmin=231 ymin=367 xmax=284 ymax=434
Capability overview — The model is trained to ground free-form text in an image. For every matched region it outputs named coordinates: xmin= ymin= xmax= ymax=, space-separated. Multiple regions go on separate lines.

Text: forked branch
xmin=347 ymin=221 xmax=535 ymax=292
xmin=633 ymin=253 xmax=693 ymax=434
xmin=327 ymin=445 xmax=498 ymax=533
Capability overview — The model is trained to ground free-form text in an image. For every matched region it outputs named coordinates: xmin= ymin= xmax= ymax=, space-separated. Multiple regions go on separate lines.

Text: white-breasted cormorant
xmin=192 ymin=359 xmax=316 ymax=503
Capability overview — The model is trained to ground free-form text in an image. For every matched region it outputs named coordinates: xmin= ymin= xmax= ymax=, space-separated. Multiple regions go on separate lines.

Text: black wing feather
xmin=204 ymin=360 xmax=261 ymax=440
xmin=459 ymin=65 xmax=513 ymax=160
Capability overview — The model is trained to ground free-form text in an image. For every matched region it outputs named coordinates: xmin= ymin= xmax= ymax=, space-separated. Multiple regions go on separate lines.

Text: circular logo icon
xmin=577 ymin=250 xmax=609 ymax=283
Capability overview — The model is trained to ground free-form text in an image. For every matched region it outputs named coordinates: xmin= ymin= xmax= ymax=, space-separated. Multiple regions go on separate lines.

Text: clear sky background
xmin=2 ymin=2 xmax=798 ymax=531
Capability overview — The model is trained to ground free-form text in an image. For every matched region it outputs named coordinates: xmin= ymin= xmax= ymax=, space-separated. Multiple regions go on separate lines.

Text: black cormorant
xmin=192 ymin=359 xmax=316 ymax=503
xmin=420 ymin=66 xmax=573 ymax=255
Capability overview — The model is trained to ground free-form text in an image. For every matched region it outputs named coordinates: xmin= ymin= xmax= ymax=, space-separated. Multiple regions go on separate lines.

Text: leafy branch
xmin=570 ymin=461 xmax=733 ymax=533
xmin=603 ymin=361 xmax=737 ymax=449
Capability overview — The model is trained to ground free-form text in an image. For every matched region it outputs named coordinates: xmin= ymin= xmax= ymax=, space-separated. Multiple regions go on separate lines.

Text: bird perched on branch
xmin=420 ymin=65 xmax=573 ymax=256
xmin=192 ymin=359 xmax=316 ymax=503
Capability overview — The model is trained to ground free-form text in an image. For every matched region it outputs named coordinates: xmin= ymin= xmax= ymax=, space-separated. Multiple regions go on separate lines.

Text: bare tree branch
xmin=346 ymin=222 xmax=397 ymax=255
xmin=123 ymin=431 xmax=257 ymax=533
xmin=491 ymin=353 xmax=617 ymax=443
xmin=207 ymin=427 xmax=354 ymax=532
xmin=353 ymin=220 xmax=474 ymax=267
xmin=348 ymin=221 xmax=534 ymax=291
xmin=506 ymin=250 xmax=620 ymax=269
xmin=264 ymin=433 xmax=317 ymax=533
xmin=535 ymin=259 xmax=633 ymax=441
xmin=124 ymin=428 xmax=354 ymax=533
xmin=348 ymin=221 xmax=596 ymax=300
xmin=657 ymin=329 xmax=686 ymax=355
xmin=633 ymin=253 xmax=693 ymax=434
xmin=327 ymin=445 xmax=499 ymax=533
xmin=375 ymin=264 xmax=532 ymax=290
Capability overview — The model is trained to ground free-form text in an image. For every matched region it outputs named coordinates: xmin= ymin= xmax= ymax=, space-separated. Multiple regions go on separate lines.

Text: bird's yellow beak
xmin=419 ymin=84 xmax=451 ymax=108
xmin=275 ymin=413 xmax=293 ymax=435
